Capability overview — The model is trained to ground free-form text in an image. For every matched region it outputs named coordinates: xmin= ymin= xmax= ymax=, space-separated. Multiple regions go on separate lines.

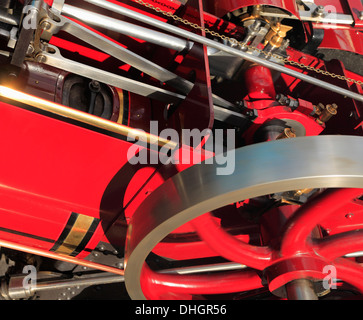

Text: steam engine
xmin=0 ymin=0 xmax=362 ymax=300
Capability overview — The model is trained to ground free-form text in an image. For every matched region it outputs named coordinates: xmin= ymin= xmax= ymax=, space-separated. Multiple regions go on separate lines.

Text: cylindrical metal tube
xmin=285 ymin=279 xmax=319 ymax=300
xmin=30 ymin=274 xmax=124 ymax=295
xmin=62 ymin=4 xmax=192 ymax=53
xmin=2 ymin=262 xmax=246 ymax=299
xmin=84 ymin=0 xmax=363 ymax=103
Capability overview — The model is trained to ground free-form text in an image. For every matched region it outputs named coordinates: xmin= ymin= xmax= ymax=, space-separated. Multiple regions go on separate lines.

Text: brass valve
xmin=263 ymin=22 xmax=293 ymax=49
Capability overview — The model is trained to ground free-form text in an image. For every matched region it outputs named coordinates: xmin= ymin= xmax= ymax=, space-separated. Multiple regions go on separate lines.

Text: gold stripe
xmin=0 ymin=86 xmax=176 ymax=149
xmin=116 ymin=89 xmax=124 ymax=125
xmin=54 ymin=214 xmax=95 ymax=255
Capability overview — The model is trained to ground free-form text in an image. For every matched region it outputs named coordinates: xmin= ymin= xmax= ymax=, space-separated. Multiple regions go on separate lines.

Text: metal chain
xmin=135 ymin=0 xmax=363 ymax=86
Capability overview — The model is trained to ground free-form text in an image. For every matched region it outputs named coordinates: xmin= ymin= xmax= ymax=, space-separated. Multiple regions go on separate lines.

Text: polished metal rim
xmin=124 ymin=135 xmax=363 ymax=299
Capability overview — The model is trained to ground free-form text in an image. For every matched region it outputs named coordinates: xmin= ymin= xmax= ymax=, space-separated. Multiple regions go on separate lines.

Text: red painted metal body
xmin=0 ymin=0 xmax=362 ymax=300
xmin=203 ymin=0 xmax=300 ymax=19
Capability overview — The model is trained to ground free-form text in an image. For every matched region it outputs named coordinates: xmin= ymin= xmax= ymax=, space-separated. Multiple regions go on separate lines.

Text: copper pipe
xmin=0 ymin=86 xmax=175 ymax=149
xmin=0 ymin=238 xmax=125 ymax=276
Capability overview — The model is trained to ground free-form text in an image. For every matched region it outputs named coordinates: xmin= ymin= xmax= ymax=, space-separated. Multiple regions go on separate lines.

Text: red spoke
xmin=191 ymin=213 xmax=273 ymax=270
xmin=140 ymin=263 xmax=264 ymax=299
xmin=334 ymin=258 xmax=363 ymax=293
xmin=314 ymin=229 xmax=363 ymax=260
xmin=280 ymin=188 xmax=363 ymax=257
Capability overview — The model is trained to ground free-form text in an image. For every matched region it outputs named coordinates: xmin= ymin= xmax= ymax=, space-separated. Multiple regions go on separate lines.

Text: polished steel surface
xmin=62 ymin=4 xmax=192 ymax=53
xmin=285 ymin=279 xmax=319 ymax=300
xmin=40 ymin=44 xmax=186 ymax=104
xmin=124 ymin=135 xmax=363 ymax=299
xmin=41 ymin=12 xmax=193 ymax=96
xmin=85 ymin=0 xmax=363 ymax=103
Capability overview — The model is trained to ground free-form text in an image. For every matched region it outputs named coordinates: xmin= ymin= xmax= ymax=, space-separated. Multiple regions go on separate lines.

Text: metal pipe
xmin=0 ymin=238 xmax=125 ymax=277
xmin=42 ymin=13 xmax=194 ymax=96
xmin=2 ymin=262 xmax=246 ymax=299
xmin=159 ymin=262 xmax=246 ymax=274
xmin=84 ymin=0 xmax=363 ymax=103
xmin=62 ymin=4 xmax=192 ymax=53
xmin=0 ymin=85 xmax=177 ymax=148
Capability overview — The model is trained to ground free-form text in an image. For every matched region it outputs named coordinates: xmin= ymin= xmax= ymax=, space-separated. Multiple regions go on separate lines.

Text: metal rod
xmin=0 ymin=238 xmax=125 ymax=276
xmin=32 ymin=274 xmax=125 ymax=294
xmin=43 ymin=13 xmax=194 ymax=96
xmin=33 ymin=262 xmax=245 ymax=292
xmin=159 ymin=262 xmax=246 ymax=275
xmin=285 ymin=279 xmax=319 ymax=300
xmin=62 ymin=4 xmax=192 ymax=53
xmin=4 ymin=262 xmax=246 ymax=299
xmin=0 ymin=85 xmax=177 ymax=148
xmin=40 ymin=44 xmax=186 ymax=104
xmin=84 ymin=0 xmax=363 ymax=103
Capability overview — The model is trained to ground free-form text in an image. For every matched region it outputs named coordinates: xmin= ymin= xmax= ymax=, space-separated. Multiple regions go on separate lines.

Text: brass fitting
xmin=264 ymin=22 xmax=293 ymax=49
xmin=276 ymin=128 xmax=296 ymax=140
xmin=316 ymin=103 xmax=338 ymax=124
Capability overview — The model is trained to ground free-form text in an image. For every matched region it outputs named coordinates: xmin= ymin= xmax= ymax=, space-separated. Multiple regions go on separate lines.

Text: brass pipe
xmin=0 ymin=238 xmax=125 ymax=276
xmin=0 ymin=86 xmax=175 ymax=149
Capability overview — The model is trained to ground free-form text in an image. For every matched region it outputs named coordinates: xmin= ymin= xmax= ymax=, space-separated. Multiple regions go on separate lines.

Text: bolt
xmin=40 ymin=20 xmax=52 ymax=31
xmin=313 ymin=5 xmax=325 ymax=18
xmin=345 ymin=213 xmax=354 ymax=219
xmin=115 ymin=261 xmax=124 ymax=269
xmin=35 ymin=54 xmax=46 ymax=63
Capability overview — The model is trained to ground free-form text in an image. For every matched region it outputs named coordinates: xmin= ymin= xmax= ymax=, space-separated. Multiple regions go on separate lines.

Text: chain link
xmin=135 ymin=0 xmax=363 ymax=86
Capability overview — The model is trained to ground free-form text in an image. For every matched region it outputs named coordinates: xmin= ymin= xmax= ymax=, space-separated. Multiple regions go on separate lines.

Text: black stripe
xmin=0 ymin=226 xmax=55 ymax=243
xmin=0 ymin=97 xmax=131 ymax=143
xmin=0 ymin=97 xmax=166 ymax=152
xmin=49 ymin=212 xmax=78 ymax=252
xmin=122 ymin=90 xmax=130 ymax=126
xmin=70 ymin=218 xmax=100 ymax=257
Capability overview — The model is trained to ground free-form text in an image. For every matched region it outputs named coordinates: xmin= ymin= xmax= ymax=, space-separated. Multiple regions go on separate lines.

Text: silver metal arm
xmin=40 ymin=10 xmax=194 ymax=96
xmin=84 ymin=0 xmax=363 ymax=103
xmin=38 ymin=44 xmax=186 ymax=104
xmin=62 ymin=4 xmax=193 ymax=53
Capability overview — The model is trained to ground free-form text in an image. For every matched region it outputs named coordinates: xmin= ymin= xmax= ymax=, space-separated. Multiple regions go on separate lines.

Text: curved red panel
xmin=203 ymin=0 xmax=300 ymax=18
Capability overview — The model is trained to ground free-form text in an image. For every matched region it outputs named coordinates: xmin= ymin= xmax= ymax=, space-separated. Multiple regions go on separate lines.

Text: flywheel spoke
xmin=192 ymin=213 xmax=272 ymax=270
xmin=314 ymin=229 xmax=363 ymax=261
xmin=140 ymin=264 xmax=263 ymax=299
xmin=333 ymin=258 xmax=363 ymax=293
xmin=280 ymin=188 xmax=363 ymax=257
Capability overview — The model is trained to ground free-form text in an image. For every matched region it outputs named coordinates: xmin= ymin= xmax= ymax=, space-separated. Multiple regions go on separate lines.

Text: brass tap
xmin=264 ymin=22 xmax=293 ymax=49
